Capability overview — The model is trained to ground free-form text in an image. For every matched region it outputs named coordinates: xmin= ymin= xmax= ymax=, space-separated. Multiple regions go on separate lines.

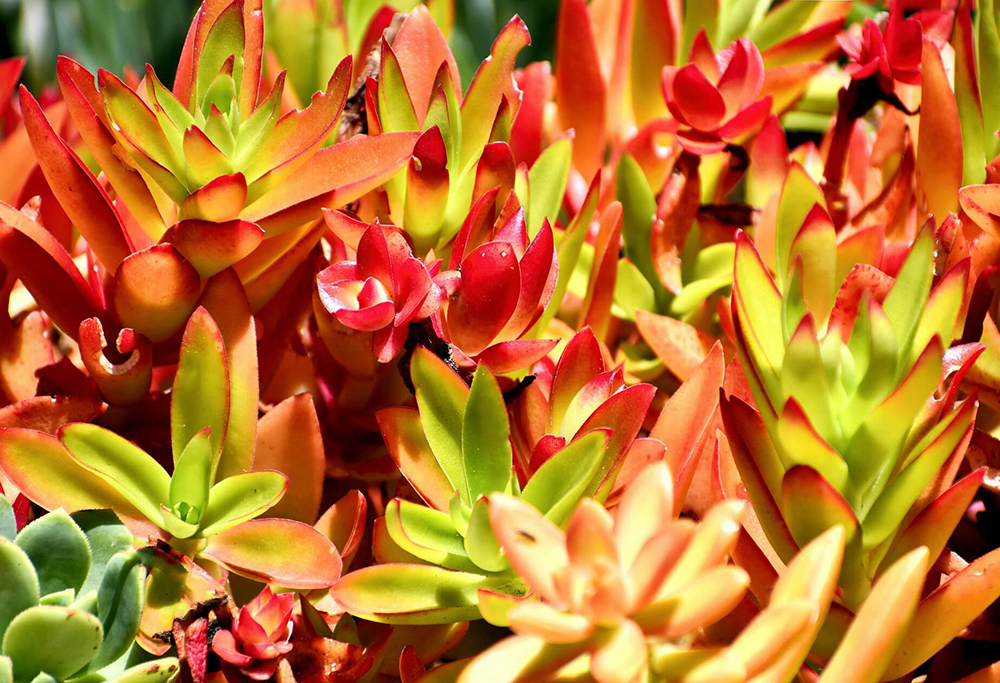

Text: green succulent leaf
xmin=882 ymin=226 xmax=934 ymax=374
xmin=112 ymin=659 xmax=181 ymax=683
xmin=527 ymin=136 xmax=572 ymax=238
xmin=3 ymin=605 xmax=103 ymax=681
xmin=196 ymin=470 xmax=288 ymax=537
xmin=0 ymin=498 xmax=15 ymax=542
xmin=464 ymin=497 xmax=507 ymax=573
xmin=462 ymin=365 xmax=513 ymax=501
xmin=86 ymin=551 xmax=145 ymax=673
xmin=15 ymin=509 xmax=91 ymax=598
xmin=384 ymin=499 xmax=477 ymax=572
xmin=59 ymin=423 xmax=169 ymax=527
xmin=171 ymin=307 xmax=231 ymax=477
xmin=0 ymin=538 xmax=38 ymax=641
xmin=331 ymin=563 xmax=527 ymax=625
xmin=617 ymin=153 xmax=664 ymax=304
xmin=521 ymin=430 xmax=609 ymax=525
xmin=410 ymin=347 xmax=470 ymax=502
xmin=168 ymin=428 xmax=213 ymax=526
xmin=72 ymin=511 xmax=137 ymax=599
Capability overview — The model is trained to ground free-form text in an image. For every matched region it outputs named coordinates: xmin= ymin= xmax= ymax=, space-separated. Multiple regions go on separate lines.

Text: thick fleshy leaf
xmin=385 ymin=499 xmax=477 ymax=573
xmin=916 ymin=39 xmax=962 ymax=221
xmin=819 ymin=547 xmax=928 ymax=683
xmin=315 ymin=490 xmax=367 ymax=570
xmin=549 ymin=327 xmax=605 ymax=433
xmin=244 ymin=132 xmax=419 ymax=229
xmin=862 ymin=398 xmax=975 ymax=549
xmin=411 ymin=347 xmax=470 ymax=500
xmin=3 ymin=605 xmax=103 ymax=681
xmin=459 ymin=16 xmax=531 ymax=169
xmin=404 ymin=126 xmax=451 ymax=254
xmin=615 ymin=461 xmax=674 ymax=573
xmin=112 ymin=244 xmax=201 ymax=343
xmin=197 ymin=470 xmax=288 ymax=537
xmin=618 ymin=153 xmax=663 ymax=303
xmin=332 ymin=564 xmax=524 ymax=625
xmin=379 ymin=407 xmax=455 ymax=511
xmin=649 ymin=342 xmax=723 ymax=511
xmin=463 ymin=365 xmax=513 ymax=500
xmin=178 ymin=172 xmax=248 ymax=222
xmin=457 ymin=634 xmax=592 ymax=683
xmin=253 ymin=394 xmax=323 ymax=523
xmin=634 ymin=565 xmax=750 ymax=637
xmin=59 ymin=423 xmax=169 ymax=526
xmin=0 ymin=430 xmax=150 ymax=534
xmin=637 ymin=310 xmax=717 ymax=382
xmin=0 ymin=536 xmax=39 ymax=641
xmin=163 ymin=218 xmax=265 ymax=280
xmin=171 ymin=307 xmax=231 ymax=473
xmin=78 ymin=319 xmax=154 ymax=407
xmin=19 ymin=85 xmax=133 ymax=273
xmin=446 ymin=242 xmax=520 ymax=357
xmin=489 ymin=494 xmax=567 ymax=604
xmin=884 ymin=546 xmax=1000 ymax=678
xmin=168 ymin=428 xmax=212 ymax=529
xmin=15 ymin=509 xmax=90 ymax=597
xmin=392 ymin=6 xmax=462 ymax=122
xmin=555 ymin=0 xmax=605 ymax=179
xmin=243 ymin=56 xmax=350 ymax=190
xmin=780 ymin=465 xmax=858 ymax=550
xmin=200 ymin=268 xmax=258 ymax=478
xmin=203 ymin=517 xmax=341 ymax=589
xmin=521 ymin=430 xmax=609 ymax=525
xmin=0 ymin=203 xmax=103 ymax=341
xmin=878 ymin=469 xmax=984 ymax=578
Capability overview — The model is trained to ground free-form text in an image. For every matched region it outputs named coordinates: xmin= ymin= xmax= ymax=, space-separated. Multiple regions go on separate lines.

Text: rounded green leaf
xmin=15 ymin=509 xmax=91 ymax=598
xmin=0 ymin=538 xmax=38 ymax=641
xmin=71 ymin=511 xmax=134 ymax=599
xmin=462 ymin=365 xmax=513 ymax=501
xmin=2 ymin=605 xmax=103 ymax=681
xmin=87 ymin=551 xmax=145 ymax=672
xmin=196 ymin=470 xmax=288 ymax=537
xmin=0 ymin=498 xmax=15 ymax=541
xmin=59 ymin=423 xmax=169 ymax=526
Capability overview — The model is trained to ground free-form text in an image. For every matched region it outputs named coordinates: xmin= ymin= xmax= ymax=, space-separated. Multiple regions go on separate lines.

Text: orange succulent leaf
xmin=253 ymin=394 xmax=325 ymax=524
xmin=202 ymin=517 xmax=342 ymax=589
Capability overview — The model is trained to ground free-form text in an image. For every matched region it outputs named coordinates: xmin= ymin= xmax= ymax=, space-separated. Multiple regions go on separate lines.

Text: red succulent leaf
xmin=444 ymin=242 xmax=521 ymax=356
xmin=162 ymin=218 xmax=265 ymax=280
xmin=78 ymin=318 xmax=153 ymax=407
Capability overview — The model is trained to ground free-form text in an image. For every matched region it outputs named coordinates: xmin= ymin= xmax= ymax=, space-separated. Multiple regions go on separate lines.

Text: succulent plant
xmin=211 ymin=587 xmax=294 ymax=680
xmin=0 ymin=309 xmax=341 ymax=652
xmin=0 ymin=504 xmax=177 ymax=683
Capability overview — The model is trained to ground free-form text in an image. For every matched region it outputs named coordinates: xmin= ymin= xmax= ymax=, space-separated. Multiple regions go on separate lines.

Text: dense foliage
xmin=2 ymin=0 xmax=1000 ymax=681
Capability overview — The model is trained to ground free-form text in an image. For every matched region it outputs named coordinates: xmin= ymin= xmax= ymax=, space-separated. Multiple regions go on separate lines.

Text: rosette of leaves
xmin=0 ymin=504 xmax=178 ymax=683
xmin=721 ymin=166 xmax=1000 ymax=676
xmin=331 ymin=347 xmax=612 ymax=623
xmin=355 ymin=5 xmax=578 ymax=266
xmin=0 ymin=308 xmax=341 ymax=652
